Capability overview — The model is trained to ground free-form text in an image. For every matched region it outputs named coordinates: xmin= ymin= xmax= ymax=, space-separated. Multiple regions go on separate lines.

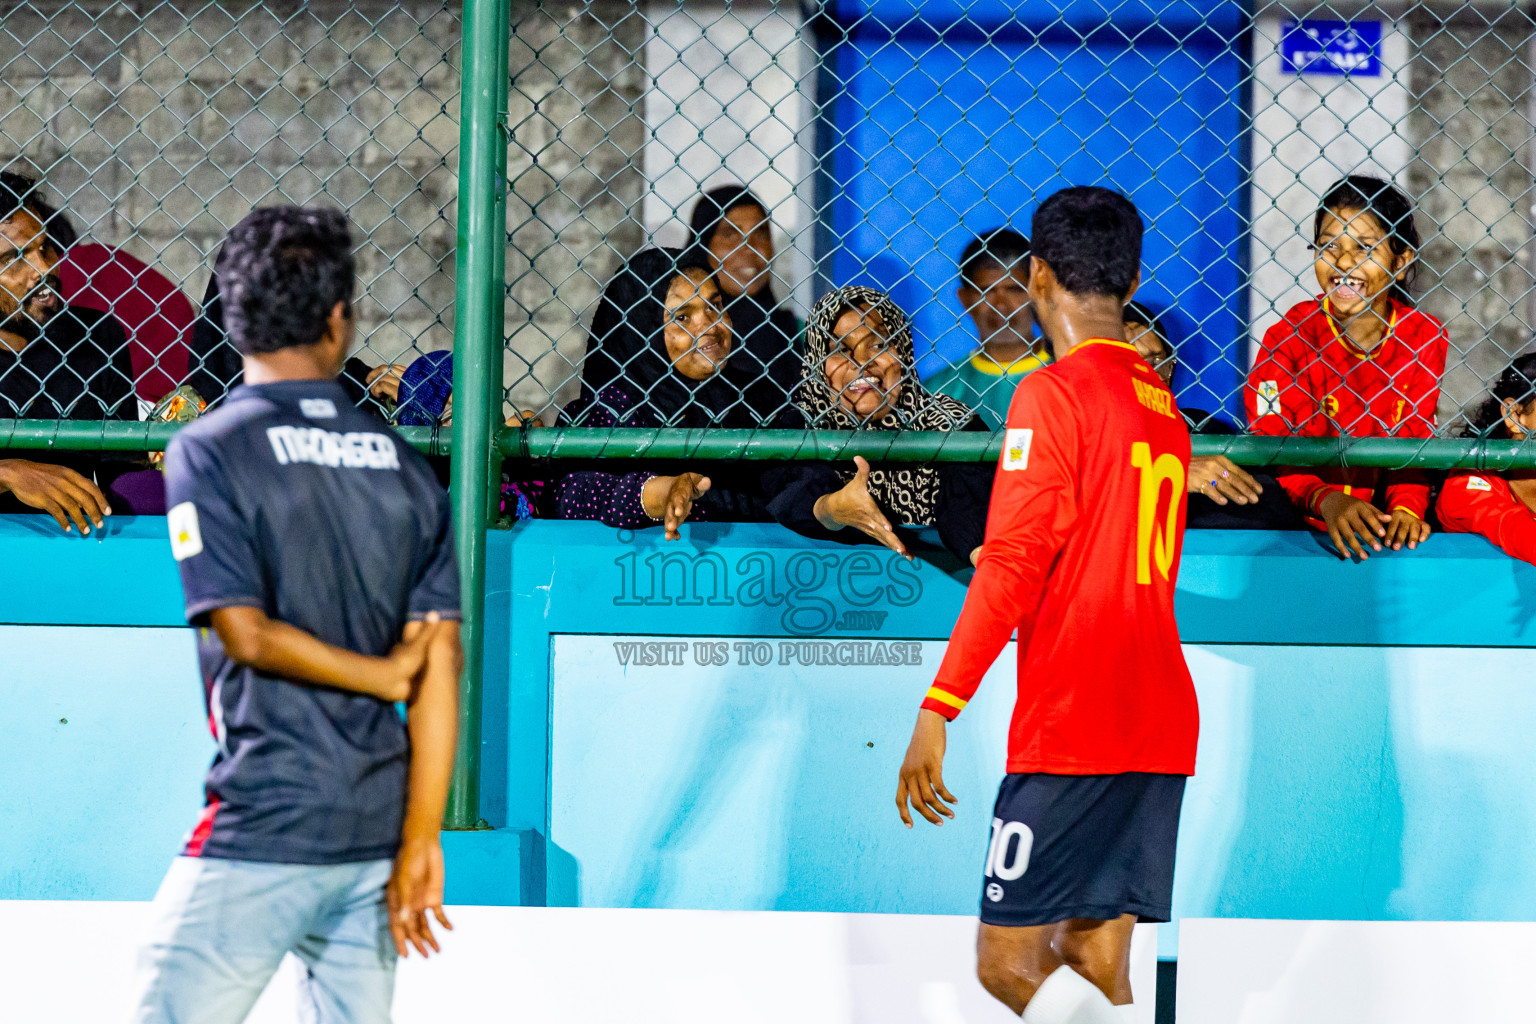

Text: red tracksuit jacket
xmin=1246 ymin=298 xmax=1448 ymax=521
xmin=1436 ymin=471 xmax=1536 ymax=564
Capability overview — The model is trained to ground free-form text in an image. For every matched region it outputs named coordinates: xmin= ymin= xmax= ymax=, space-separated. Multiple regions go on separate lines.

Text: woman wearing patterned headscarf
xmin=764 ymin=285 xmax=994 ymax=564
xmin=553 ymin=246 xmax=770 ymax=535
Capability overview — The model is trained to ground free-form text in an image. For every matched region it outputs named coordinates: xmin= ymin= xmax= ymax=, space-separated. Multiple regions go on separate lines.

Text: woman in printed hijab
xmin=554 ymin=246 xmax=769 ymax=535
xmin=764 ymin=285 xmax=994 ymax=565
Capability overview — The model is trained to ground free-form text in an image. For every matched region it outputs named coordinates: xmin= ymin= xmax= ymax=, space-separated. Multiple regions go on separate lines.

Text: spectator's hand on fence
xmin=1188 ymin=455 xmax=1263 ymax=506
xmin=505 ymin=410 xmax=544 ymax=428
xmin=1384 ymin=508 xmax=1431 ymax=551
xmin=0 ymin=459 xmax=111 ymax=535
xmin=896 ymin=708 xmax=956 ymax=828
xmin=813 ymin=457 xmax=913 ymax=561
xmin=365 ymin=363 xmax=410 ymax=403
xmin=643 ymin=472 xmax=711 ymax=540
xmin=1318 ymin=490 xmax=1390 ymax=560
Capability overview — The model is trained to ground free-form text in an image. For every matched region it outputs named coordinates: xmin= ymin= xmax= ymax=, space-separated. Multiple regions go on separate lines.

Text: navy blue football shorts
xmin=978 ymin=772 xmax=1186 ymax=928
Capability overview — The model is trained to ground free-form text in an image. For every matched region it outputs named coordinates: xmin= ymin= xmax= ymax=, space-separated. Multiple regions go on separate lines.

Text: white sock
xmin=1117 ymin=1005 xmax=1138 ymax=1024
xmin=1021 ymin=966 xmax=1122 ymax=1024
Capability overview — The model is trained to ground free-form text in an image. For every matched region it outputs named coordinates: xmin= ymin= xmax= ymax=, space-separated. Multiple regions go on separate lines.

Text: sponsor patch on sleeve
xmin=1002 ymin=428 xmax=1033 ymax=471
xmin=1257 ymin=380 xmax=1280 ymax=417
xmin=168 ymin=501 xmax=204 ymax=561
xmin=1466 ymin=476 xmax=1492 ymax=492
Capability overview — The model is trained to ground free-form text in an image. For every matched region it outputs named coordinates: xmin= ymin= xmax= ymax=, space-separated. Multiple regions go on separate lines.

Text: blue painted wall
xmin=6 ymin=515 xmax=1536 ymax=947
xmin=815 ymin=1 xmax=1251 ymax=423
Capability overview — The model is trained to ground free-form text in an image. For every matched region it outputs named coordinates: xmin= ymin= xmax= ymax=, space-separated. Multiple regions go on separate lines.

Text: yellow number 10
xmin=1131 ymin=442 xmax=1185 ymax=585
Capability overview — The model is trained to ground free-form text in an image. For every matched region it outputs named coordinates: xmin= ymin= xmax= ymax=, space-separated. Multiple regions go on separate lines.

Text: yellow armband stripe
xmin=924 ymin=687 xmax=967 ymax=712
xmin=1390 ymin=506 xmax=1421 ymax=520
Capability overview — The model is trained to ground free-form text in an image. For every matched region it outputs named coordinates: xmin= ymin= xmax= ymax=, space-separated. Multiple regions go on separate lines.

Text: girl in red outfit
xmin=1246 ymin=175 xmax=1448 ymax=560
xmin=1437 ymin=354 xmax=1536 ymax=562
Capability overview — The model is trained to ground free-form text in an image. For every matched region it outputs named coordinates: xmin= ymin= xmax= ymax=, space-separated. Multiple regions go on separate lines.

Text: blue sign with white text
xmin=1281 ymin=19 xmax=1381 ymax=77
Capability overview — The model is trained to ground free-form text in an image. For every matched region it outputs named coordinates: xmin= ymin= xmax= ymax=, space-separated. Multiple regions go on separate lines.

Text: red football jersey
xmin=923 ymin=340 xmax=1198 ymax=775
xmin=1246 ymin=298 xmax=1448 ymax=521
xmin=1437 ymin=471 xmax=1536 ymax=564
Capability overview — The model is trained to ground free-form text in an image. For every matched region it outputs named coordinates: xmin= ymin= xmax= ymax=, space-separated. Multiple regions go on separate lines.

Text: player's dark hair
xmin=215 ymin=206 xmax=354 ymax=355
xmin=1466 ymin=352 xmax=1536 ymax=438
xmin=1314 ymin=175 xmax=1420 ymax=308
xmin=959 ymin=227 xmax=1030 ymax=290
xmin=1030 ymin=187 xmax=1142 ymax=299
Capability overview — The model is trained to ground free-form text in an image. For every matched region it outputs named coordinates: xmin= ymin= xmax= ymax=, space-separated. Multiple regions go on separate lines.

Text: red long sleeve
xmin=1247 ymin=299 xmax=1447 ymax=525
xmin=923 ymin=377 xmax=1078 ymax=720
xmin=1436 ymin=473 xmax=1536 ymax=564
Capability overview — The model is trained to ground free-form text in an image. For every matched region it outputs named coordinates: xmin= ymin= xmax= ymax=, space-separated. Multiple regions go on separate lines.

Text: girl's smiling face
xmin=664 ymin=268 xmax=732 ymax=380
xmin=824 ymin=304 xmax=905 ymax=422
xmin=1312 ymin=206 xmax=1414 ymax=318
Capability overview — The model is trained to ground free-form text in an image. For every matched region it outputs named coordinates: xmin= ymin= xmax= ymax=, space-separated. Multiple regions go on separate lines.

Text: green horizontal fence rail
xmin=13 ymin=419 xmax=1536 ymax=471
xmin=0 ymin=420 xmax=446 ymax=455
xmin=496 ymin=426 xmax=1536 ymax=471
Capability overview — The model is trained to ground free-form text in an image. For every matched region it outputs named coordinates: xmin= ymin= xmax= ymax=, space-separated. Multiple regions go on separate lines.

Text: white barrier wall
xmin=1178 ymin=919 xmax=1536 ymax=1023
xmin=0 ymin=903 xmax=1156 ymax=1024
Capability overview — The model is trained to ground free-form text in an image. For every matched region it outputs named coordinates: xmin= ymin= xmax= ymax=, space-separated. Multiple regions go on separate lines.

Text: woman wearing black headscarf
xmin=555 ymin=246 xmax=769 ymax=536
xmin=687 ymin=185 xmax=802 ymax=424
xmin=763 ymin=285 xmax=993 ymax=564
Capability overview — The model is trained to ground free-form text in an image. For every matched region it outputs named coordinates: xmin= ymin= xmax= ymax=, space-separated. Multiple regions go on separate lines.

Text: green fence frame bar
xmin=0 ymin=420 xmax=446 ymax=454
xmin=444 ymin=0 xmax=509 ymax=831
xmin=10 ymin=420 xmax=1536 ymax=472
xmin=496 ymin=426 xmax=1536 ymax=471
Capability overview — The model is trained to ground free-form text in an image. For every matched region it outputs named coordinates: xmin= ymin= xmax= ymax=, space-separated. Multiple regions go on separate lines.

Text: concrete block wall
xmin=1408 ymin=11 xmax=1536 ymax=427
xmin=504 ymin=0 xmax=646 ymax=418
xmin=6 ymin=2 xmax=1536 ymax=424
xmin=0 ymin=1 xmax=462 ymax=370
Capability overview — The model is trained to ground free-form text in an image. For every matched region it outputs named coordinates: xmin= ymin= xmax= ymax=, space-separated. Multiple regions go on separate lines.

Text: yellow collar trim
xmin=1074 ymin=338 xmax=1141 ymax=356
xmin=1323 ymin=298 xmax=1398 ymax=361
xmin=969 ymin=349 xmax=1051 ymax=376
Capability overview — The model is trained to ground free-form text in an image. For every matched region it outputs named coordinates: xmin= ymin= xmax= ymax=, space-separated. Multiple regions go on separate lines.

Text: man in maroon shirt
xmin=896 ymin=187 xmax=1196 ymax=1024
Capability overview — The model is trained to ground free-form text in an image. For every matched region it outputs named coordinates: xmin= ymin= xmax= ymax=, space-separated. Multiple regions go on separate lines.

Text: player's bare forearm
xmin=389 ymin=620 xmax=461 ymax=959
xmin=209 ymin=606 xmax=423 ymax=702
xmin=402 ymin=620 xmax=462 ymax=844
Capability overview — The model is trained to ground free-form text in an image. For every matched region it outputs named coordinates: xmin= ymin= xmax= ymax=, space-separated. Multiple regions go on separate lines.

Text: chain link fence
xmin=4 ymin=1 xmax=1536 ymax=455
xmin=0 ymin=0 xmax=457 ymax=427
xmin=503 ymin=0 xmax=1536 ymax=451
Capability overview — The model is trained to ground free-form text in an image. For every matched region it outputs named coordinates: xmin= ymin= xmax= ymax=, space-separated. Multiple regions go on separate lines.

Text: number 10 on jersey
xmin=1131 ymin=442 xmax=1185 ymax=585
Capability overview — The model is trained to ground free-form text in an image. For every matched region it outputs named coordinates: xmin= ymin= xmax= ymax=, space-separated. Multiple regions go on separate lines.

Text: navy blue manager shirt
xmin=163 ymin=379 xmax=460 ymax=865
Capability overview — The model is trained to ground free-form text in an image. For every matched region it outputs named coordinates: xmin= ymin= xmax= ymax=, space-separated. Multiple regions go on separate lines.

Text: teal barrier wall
xmin=5 ymin=515 xmax=1536 ymax=951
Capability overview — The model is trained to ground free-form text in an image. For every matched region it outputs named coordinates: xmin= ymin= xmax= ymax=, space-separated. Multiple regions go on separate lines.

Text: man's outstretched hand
xmin=387 ymin=835 xmax=453 ymax=958
xmin=896 ymin=708 xmax=957 ymax=828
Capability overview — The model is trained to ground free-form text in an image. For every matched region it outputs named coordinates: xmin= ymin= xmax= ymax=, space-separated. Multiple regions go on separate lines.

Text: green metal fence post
xmin=445 ymin=0 xmax=508 ymax=831
xmin=486 ymin=0 xmax=511 ymax=521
